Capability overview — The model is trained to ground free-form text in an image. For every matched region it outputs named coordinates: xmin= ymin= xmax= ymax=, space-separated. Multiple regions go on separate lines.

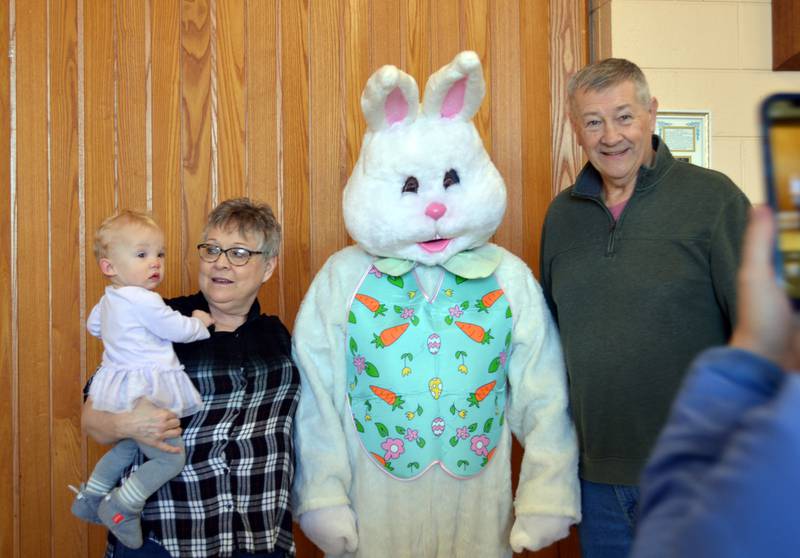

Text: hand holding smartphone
xmin=761 ymin=93 xmax=800 ymax=310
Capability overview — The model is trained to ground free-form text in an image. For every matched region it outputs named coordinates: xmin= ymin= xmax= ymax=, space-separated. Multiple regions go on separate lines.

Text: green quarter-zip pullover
xmin=540 ymin=136 xmax=750 ymax=485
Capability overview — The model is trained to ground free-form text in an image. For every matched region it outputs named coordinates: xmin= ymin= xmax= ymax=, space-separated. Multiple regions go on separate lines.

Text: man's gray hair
xmin=203 ymin=197 xmax=282 ymax=259
xmin=568 ymin=58 xmax=651 ymax=115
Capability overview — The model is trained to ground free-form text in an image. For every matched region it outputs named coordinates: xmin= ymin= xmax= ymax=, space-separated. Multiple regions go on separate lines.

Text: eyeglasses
xmin=197 ymin=243 xmax=264 ymax=266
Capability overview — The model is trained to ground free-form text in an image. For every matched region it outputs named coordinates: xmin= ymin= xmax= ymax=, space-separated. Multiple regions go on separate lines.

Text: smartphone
xmin=761 ymin=93 xmax=800 ymax=309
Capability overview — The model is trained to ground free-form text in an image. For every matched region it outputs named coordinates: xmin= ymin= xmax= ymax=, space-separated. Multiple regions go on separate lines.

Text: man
xmin=630 ymin=206 xmax=800 ymax=558
xmin=539 ymin=59 xmax=750 ymax=558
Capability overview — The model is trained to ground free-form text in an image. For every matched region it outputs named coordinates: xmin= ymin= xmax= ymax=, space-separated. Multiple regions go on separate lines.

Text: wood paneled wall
xmin=773 ymin=0 xmax=800 ymax=70
xmin=0 ymin=1 xmax=587 ymax=557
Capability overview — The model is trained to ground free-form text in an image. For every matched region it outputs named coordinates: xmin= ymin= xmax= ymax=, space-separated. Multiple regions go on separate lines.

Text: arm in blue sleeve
xmin=632 ymin=347 xmax=800 ymax=558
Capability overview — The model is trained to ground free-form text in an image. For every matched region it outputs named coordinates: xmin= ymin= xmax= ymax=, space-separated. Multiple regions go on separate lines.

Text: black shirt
xmin=96 ymin=292 xmax=300 ymax=557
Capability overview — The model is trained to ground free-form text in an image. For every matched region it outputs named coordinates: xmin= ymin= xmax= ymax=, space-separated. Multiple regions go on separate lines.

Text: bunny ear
xmin=361 ymin=65 xmax=420 ymax=132
xmin=421 ymin=51 xmax=485 ymax=122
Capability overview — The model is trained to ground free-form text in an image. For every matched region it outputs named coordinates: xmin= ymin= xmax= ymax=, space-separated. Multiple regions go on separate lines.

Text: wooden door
xmin=0 ymin=1 xmax=586 ymax=556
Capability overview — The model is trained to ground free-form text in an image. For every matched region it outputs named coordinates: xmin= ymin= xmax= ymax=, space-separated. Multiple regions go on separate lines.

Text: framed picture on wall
xmin=655 ymin=110 xmax=710 ymax=168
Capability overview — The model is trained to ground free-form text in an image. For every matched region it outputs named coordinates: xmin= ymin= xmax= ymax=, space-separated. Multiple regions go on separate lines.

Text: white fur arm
xmin=299 ymin=505 xmax=359 ymax=556
xmin=292 ymin=247 xmax=373 ymax=515
xmin=510 ymin=514 xmax=572 ymax=553
xmin=495 ymin=249 xmax=580 ymax=521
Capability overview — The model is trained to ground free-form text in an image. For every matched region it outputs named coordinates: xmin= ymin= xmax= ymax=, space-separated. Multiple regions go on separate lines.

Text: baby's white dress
xmin=87 ymin=285 xmax=210 ymax=417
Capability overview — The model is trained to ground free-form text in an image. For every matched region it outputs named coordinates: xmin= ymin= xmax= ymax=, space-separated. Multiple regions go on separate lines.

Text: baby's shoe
xmin=69 ymin=483 xmax=104 ymax=525
xmin=97 ymin=489 xmax=143 ymax=549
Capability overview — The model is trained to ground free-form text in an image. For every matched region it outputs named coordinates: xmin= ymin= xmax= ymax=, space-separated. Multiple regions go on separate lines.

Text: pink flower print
xmin=404 ymin=428 xmax=419 ymax=442
xmin=448 ymin=305 xmax=463 ymax=319
xmin=353 ymin=355 xmax=366 ymax=374
xmin=456 ymin=426 xmax=469 ymax=440
xmin=470 ymin=434 xmax=490 ymax=457
xmin=368 ymin=266 xmax=383 ymax=278
xmin=381 ymin=437 xmax=405 ymax=461
xmin=499 ymin=351 xmax=507 ymax=366
xmin=401 ymin=307 xmax=415 ymax=320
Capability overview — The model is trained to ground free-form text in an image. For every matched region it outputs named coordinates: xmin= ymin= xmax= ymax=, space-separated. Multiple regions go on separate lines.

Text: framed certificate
xmin=655 ymin=111 xmax=710 ymax=168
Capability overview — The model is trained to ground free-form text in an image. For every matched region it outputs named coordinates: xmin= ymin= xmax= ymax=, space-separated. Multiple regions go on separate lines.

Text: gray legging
xmin=90 ymin=436 xmax=185 ymax=507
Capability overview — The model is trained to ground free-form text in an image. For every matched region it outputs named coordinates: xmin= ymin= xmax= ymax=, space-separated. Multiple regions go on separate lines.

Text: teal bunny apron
xmin=346 ymin=265 xmax=512 ymax=480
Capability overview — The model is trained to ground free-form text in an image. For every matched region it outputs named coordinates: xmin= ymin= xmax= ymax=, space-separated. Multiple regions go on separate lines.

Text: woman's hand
xmin=82 ymin=397 xmax=183 ymax=453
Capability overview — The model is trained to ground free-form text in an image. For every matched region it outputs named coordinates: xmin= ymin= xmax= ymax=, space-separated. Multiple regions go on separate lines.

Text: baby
xmin=70 ymin=210 xmax=213 ymax=549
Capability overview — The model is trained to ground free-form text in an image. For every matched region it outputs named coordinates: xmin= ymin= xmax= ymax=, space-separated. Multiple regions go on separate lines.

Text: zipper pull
xmin=606 ymin=222 xmax=617 ymax=255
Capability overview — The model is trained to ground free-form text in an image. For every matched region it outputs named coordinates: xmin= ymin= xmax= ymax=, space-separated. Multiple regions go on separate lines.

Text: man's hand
xmin=730 ymin=206 xmax=800 ymax=369
xmin=83 ymin=398 xmax=182 ymax=453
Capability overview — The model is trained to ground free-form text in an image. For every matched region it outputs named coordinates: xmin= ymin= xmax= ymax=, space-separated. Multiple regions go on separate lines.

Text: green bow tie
xmin=372 ymin=244 xmax=502 ymax=279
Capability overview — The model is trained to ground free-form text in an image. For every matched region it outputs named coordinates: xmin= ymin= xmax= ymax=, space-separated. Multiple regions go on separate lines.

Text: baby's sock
xmin=86 ymin=477 xmax=113 ymax=497
xmin=116 ymin=477 xmax=147 ymax=512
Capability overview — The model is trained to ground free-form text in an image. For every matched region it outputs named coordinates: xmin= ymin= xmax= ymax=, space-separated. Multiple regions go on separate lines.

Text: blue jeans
xmin=113 ymin=538 xmax=286 ymax=558
xmin=578 ymin=479 xmax=639 ymax=558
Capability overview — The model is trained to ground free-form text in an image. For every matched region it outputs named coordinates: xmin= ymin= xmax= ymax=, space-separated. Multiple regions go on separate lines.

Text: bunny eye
xmin=402 ymin=176 xmax=419 ymax=194
xmin=443 ymin=169 xmax=460 ymax=189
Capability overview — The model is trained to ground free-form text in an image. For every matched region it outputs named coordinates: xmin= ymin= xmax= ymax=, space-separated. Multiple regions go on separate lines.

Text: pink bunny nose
xmin=425 ymin=202 xmax=447 ymax=220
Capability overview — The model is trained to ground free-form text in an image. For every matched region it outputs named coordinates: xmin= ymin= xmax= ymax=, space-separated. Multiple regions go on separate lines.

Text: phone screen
xmin=762 ymin=94 xmax=800 ymax=305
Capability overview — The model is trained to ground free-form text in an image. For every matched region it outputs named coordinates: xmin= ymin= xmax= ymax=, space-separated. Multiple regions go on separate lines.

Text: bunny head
xmin=343 ymin=51 xmax=506 ymax=267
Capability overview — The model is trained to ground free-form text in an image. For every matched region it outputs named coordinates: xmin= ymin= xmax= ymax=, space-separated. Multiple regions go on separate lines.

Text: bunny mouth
xmin=418 ymin=238 xmax=452 ymax=253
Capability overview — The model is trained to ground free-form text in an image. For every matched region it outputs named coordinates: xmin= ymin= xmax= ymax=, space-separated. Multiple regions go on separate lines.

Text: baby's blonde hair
xmin=93 ymin=209 xmax=161 ymax=261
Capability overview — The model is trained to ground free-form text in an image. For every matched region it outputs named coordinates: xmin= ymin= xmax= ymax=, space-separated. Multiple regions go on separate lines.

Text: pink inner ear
xmin=440 ymin=77 xmax=467 ymax=119
xmin=385 ymin=87 xmax=409 ymax=125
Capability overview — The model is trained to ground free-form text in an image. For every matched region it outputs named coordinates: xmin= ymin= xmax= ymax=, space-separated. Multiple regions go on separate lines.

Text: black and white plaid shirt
xmin=90 ymin=293 xmax=300 ymax=558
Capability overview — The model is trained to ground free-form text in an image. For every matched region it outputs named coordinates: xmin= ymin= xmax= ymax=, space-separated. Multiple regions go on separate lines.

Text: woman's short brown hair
xmin=202 ymin=198 xmax=282 ymax=259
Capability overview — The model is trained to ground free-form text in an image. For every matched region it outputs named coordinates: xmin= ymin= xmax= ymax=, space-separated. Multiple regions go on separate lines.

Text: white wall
xmin=591 ymin=0 xmax=800 ymax=202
